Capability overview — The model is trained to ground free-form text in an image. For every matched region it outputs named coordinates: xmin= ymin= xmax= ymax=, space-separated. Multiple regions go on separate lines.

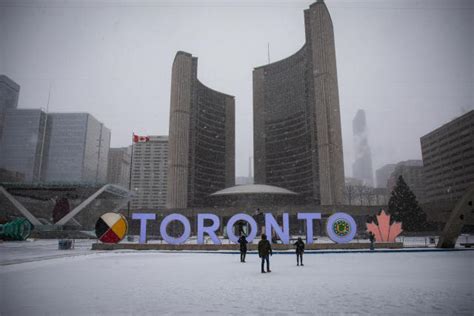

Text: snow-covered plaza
xmin=1 ymin=240 xmax=473 ymax=315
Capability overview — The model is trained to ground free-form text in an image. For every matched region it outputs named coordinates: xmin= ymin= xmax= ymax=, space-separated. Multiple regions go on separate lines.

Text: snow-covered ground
xmin=1 ymin=245 xmax=473 ymax=315
xmin=0 ymin=239 xmax=94 ymax=265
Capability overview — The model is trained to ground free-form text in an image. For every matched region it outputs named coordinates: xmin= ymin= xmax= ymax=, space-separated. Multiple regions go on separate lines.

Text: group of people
xmin=237 ymin=234 xmax=306 ymax=273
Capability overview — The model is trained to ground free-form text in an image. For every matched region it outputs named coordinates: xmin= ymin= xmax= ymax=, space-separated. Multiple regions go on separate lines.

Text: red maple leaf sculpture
xmin=366 ymin=210 xmax=403 ymax=242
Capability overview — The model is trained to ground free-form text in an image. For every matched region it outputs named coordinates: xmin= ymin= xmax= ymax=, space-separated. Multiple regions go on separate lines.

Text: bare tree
xmin=344 ymin=184 xmax=356 ymax=205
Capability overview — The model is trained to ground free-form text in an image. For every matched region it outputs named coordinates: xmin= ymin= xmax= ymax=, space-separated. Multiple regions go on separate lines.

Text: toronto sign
xmin=129 ymin=212 xmax=358 ymax=245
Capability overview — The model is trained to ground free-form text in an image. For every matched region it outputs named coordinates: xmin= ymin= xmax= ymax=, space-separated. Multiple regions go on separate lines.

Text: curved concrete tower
xmin=167 ymin=51 xmax=235 ymax=208
xmin=253 ymin=0 xmax=345 ymax=205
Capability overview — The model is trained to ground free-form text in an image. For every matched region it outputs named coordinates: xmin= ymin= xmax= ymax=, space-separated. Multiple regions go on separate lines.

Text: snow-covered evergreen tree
xmin=388 ymin=175 xmax=427 ymax=231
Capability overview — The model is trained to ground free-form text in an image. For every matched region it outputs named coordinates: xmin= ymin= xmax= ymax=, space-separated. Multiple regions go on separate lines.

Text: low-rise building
xmin=375 ymin=164 xmax=396 ymax=188
xmin=387 ymin=160 xmax=425 ymax=202
xmin=107 ymin=147 xmax=131 ymax=188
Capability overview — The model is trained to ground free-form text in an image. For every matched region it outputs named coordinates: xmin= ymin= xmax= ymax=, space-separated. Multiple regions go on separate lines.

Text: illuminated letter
xmin=265 ymin=213 xmax=290 ymax=244
xmin=132 ymin=213 xmax=156 ymax=244
xmin=326 ymin=212 xmax=357 ymax=243
xmin=226 ymin=213 xmax=257 ymax=243
xmin=197 ymin=213 xmax=221 ymax=245
xmin=160 ymin=213 xmax=191 ymax=245
xmin=297 ymin=213 xmax=321 ymax=244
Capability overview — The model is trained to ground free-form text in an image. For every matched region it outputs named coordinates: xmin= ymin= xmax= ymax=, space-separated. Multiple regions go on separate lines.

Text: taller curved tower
xmin=253 ymin=0 xmax=344 ymax=205
xmin=167 ymin=51 xmax=235 ymax=208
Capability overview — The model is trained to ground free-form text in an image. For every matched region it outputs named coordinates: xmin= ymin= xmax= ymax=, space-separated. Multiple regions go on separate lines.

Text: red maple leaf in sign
xmin=366 ymin=210 xmax=403 ymax=242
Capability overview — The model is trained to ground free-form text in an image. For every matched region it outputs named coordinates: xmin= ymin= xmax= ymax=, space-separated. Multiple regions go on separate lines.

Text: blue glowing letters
xmin=132 ymin=211 xmax=358 ymax=245
xmin=226 ymin=213 xmax=258 ymax=243
xmin=197 ymin=213 xmax=221 ymax=245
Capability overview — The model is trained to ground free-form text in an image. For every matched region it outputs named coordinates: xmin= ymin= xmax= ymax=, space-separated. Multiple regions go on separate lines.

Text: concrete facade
xmin=42 ymin=113 xmax=110 ymax=184
xmin=107 ymin=147 xmax=131 ymax=188
xmin=253 ymin=0 xmax=344 ymax=205
xmin=0 ymin=109 xmax=47 ymax=182
xmin=131 ymin=136 xmax=168 ymax=210
xmin=167 ymin=51 xmax=235 ymax=208
xmin=421 ymin=110 xmax=474 ymax=205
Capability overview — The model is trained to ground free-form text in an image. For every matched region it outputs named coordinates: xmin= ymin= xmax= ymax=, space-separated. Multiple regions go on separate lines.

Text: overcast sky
xmin=1 ymin=0 xmax=473 ymax=179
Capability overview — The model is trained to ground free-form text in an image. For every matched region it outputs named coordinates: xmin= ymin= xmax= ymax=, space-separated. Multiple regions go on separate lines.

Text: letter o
xmin=160 ymin=214 xmax=191 ymax=245
xmin=226 ymin=213 xmax=257 ymax=243
xmin=326 ymin=212 xmax=357 ymax=244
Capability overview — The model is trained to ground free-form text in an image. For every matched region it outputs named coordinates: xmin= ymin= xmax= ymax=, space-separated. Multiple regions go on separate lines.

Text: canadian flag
xmin=133 ymin=134 xmax=150 ymax=143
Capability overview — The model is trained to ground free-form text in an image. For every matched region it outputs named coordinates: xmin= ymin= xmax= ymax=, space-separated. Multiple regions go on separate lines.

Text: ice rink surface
xmin=1 ymin=248 xmax=473 ymax=315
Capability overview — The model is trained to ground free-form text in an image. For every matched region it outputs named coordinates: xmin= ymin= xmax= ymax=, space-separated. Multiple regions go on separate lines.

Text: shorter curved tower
xmin=167 ymin=51 xmax=235 ymax=208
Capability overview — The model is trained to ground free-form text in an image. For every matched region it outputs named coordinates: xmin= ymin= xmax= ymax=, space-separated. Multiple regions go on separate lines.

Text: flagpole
xmin=127 ymin=133 xmax=135 ymax=220
xmin=38 ymin=82 xmax=52 ymax=182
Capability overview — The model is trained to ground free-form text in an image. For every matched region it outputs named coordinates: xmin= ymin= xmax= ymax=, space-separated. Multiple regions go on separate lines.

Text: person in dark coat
xmin=238 ymin=235 xmax=248 ymax=263
xmin=258 ymin=234 xmax=272 ymax=273
xmin=368 ymin=231 xmax=375 ymax=251
xmin=294 ymin=237 xmax=305 ymax=266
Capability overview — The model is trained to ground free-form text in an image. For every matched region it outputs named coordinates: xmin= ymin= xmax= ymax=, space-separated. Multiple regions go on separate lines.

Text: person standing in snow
xmin=368 ymin=231 xmax=375 ymax=251
xmin=238 ymin=234 xmax=248 ymax=263
xmin=294 ymin=237 xmax=305 ymax=266
xmin=258 ymin=234 xmax=272 ymax=273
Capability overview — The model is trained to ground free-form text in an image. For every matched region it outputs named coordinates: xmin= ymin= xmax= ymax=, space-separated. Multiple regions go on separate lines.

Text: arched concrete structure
xmin=253 ymin=0 xmax=344 ymax=205
xmin=437 ymin=184 xmax=474 ymax=248
xmin=167 ymin=51 xmax=235 ymax=209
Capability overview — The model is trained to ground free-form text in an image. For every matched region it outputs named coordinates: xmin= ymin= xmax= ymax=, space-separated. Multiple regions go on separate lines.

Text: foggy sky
xmin=1 ymin=0 xmax=473 ymax=178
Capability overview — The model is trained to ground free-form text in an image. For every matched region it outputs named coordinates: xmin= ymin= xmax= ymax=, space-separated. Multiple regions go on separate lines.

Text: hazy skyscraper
xmin=352 ymin=109 xmax=374 ymax=187
xmin=167 ymin=52 xmax=235 ymax=208
xmin=253 ymin=0 xmax=345 ymax=205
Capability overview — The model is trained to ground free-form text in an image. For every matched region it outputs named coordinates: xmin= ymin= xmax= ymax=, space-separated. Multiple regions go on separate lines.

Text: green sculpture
xmin=0 ymin=218 xmax=32 ymax=241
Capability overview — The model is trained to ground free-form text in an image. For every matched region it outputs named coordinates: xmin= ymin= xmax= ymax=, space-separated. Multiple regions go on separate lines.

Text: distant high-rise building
xmin=387 ymin=160 xmax=425 ymax=202
xmin=236 ymin=176 xmax=254 ymax=185
xmin=236 ymin=156 xmax=254 ymax=185
xmin=0 ymin=109 xmax=47 ymax=182
xmin=107 ymin=147 xmax=131 ymax=188
xmin=0 ymin=168 xmax=24 ymax=183
xmin=253 ymin=0 xmax=344 ymax=205
xmin=421 ymin=110 xmax=474 ymax=204
xmin=375 ymin=164 xmax=396 ymax=188
xmin=131 ymin=136 xmax=168 ymax=210
xmin=0 ymin=75 xmax=19 ymax=111
xmin=352 ymin=109 xmax=374 ymax=187
xmin=0 ymin=75 xmax=20 ymax=141
xmin=167 ymin=51 xmax=235 ymax=208
xmin=42 ymin=113 xmax=110 ymax=184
